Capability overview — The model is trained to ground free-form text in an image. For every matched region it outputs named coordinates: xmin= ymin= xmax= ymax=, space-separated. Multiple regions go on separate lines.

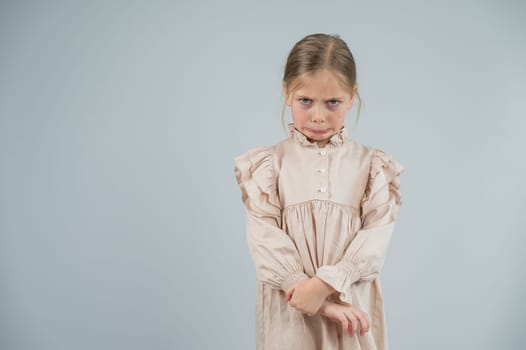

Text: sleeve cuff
xmin=315 ymin=265 xmax=361 ymax=305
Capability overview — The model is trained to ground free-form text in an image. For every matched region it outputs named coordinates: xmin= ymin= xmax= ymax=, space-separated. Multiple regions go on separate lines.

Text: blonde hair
xmin=281 ymin=33 xmax=363 ymax=133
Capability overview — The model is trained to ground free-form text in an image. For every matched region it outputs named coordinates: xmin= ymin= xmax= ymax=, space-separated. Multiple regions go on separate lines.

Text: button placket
xmin=317 ymin=148 xmax=329 ymax=196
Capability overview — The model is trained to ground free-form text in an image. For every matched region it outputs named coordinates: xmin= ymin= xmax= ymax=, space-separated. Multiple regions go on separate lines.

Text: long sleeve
xmin=234 ymin=146 xmax=309 ymax=292
xmin=315 ymin=148 xmax=405 ymax=305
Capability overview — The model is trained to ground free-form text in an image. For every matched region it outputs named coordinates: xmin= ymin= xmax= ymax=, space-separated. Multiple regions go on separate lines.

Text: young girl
xmin=234 ymin=33 xmax=405 ymax=350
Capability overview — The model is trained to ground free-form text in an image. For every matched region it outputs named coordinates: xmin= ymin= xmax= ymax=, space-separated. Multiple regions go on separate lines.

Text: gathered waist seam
xmin=282 ymin=199 xmax=360 ymax=216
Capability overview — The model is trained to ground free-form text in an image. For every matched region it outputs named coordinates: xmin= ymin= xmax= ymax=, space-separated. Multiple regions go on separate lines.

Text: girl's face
xmin=283 ymin=69 xmax=356 ymax=147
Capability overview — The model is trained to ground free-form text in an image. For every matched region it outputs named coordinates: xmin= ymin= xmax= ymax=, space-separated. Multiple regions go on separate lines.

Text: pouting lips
xmin=307 ymin=128 xmax=331 ymax=134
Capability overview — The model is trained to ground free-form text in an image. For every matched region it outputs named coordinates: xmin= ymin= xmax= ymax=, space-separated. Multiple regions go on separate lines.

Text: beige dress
xmin=234 ymin=123 xmax=405 ymax=350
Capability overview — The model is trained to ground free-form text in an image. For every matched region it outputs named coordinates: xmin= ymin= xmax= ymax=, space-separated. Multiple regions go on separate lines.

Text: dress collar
xmin=287 ymin=123 xmax=348 ymax=147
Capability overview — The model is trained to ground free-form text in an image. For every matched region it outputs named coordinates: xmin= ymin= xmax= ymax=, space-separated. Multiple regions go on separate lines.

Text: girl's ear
xmin=282 ymin=81 xmax=292 ymax=106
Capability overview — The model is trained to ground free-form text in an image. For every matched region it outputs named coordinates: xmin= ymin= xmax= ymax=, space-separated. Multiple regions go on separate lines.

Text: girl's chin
xmin=307 ymin=135 xmax=325 ymax=141
xmin=306 ymin=135 xmax=330 ymax=144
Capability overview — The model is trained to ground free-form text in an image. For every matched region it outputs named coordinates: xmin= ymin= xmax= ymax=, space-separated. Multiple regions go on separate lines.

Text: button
xmin=318 ymin=187 xmax=327 ymax=193
xmin=319 ymin=168 xmax=327 ymax=173
xmin=319 ymin=150 xmax=327 ymax=155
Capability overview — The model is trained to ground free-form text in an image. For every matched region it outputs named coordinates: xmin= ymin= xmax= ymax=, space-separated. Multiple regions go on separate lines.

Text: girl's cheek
xmin=292 ymin=106 xmax=309 ymax=120
xmin=330 ymin=108 xmax=345 ymax=119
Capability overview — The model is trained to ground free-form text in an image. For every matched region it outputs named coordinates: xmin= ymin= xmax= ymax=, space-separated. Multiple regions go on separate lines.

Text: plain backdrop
xmin=1 ymin=1 xmax=525 ymax=349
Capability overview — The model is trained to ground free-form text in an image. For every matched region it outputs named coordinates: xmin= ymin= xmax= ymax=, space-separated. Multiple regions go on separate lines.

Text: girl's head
xmin=281 ymin=33 xmax=362 ymax=146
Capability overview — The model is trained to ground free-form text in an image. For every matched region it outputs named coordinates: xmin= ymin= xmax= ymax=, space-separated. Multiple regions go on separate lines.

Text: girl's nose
xmin=311 ymin=106 xmax=327 ymax=123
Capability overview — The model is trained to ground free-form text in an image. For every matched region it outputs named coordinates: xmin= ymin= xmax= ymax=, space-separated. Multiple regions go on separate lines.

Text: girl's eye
xmin=299 ymin=98 xmax=312 ymax=105
xmin=328 ymin=100 xmax=340 ymax=106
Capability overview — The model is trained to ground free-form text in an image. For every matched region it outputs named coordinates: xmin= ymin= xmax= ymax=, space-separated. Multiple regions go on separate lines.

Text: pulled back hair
xmin=281 ymin=33 xmax=363 ymax=132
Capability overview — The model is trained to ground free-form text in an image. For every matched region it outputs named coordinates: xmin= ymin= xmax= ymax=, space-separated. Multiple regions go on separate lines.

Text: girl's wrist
xmin=318 ymin=300 xmax=331 ymax=317
xmin=313 ymin=276 xmax=337 ymax=298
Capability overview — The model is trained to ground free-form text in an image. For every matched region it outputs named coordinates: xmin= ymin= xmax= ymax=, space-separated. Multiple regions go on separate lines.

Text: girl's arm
xmin=314 ymin=148 xmax=405 ymax=305
xmin=235 ymin=147 xmax=309 ymax=292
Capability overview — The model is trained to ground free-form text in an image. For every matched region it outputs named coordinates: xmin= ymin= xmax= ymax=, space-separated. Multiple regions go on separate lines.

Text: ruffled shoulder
xmin=234 ymin=146 xmax=281 ymax=216
xmin=370 ymin=147 xmax=405 ymax=184
xmin=361 ymin=147 xmax=405 ymax=208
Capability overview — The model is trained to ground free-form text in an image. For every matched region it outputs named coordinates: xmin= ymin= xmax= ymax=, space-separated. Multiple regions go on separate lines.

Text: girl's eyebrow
xmin=297 ymin=95 xmax=345 ymax=100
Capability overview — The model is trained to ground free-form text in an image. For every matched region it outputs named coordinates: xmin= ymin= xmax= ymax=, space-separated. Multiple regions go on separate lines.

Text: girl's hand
xmin=319 ymin=301 xmax=371 ymax=337
xmin=285 ymin=277 xmax=335 ymax=316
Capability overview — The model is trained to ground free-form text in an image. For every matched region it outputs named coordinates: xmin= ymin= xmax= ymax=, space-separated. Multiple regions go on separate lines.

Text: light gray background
xmin=1 ymin=1 xmax=525 ymax=349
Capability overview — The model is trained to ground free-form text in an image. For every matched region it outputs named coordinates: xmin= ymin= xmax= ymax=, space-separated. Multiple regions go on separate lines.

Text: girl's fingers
xmin=345 ymin=314 xmax=357 ymax=336
xmin=340 ymin=316 xmax=349 ymax=334
xmin=285 ymin=288 xmax=294 ymax=301
xmin=352 ymin=316 xmax=360 ymax=336
xmin=355 ymin=311 xmax=370 ymax=335
xmin=323 ymin=303 xmax=371 ymax=337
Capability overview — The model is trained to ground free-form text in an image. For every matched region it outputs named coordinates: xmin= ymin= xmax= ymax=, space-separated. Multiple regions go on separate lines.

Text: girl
xmin=234 ymin=33 xmax=405 ymax=350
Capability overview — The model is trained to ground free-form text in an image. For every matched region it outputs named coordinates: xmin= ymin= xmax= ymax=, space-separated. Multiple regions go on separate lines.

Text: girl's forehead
xmin=292 ymin=69 xmax=351 ymax=96
xmin=294 ymin=80 xmax=350 ymax=98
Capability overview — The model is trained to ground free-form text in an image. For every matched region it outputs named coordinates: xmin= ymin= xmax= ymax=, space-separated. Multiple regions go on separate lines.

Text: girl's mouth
xmin=308 ymin=128 xmax=330 ymax=135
